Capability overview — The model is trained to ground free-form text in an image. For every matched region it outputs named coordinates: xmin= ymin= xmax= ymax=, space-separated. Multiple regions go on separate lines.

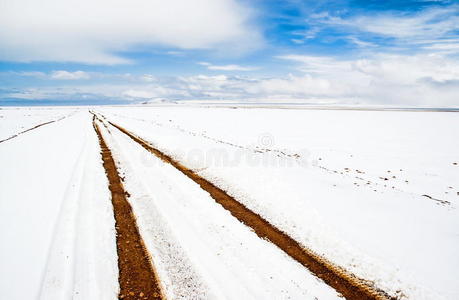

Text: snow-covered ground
xmin=98 ymin=105 xmax=459 ymax=300
xmin=0 ymin=107 xmax=75 ymax=141
xmin=1 ymin=105 xmax=458 ymax=300
xmin=98 ymin=117 xmax=339 ymax=299
xmin=0 ymin=110 xmax=118 ymax=300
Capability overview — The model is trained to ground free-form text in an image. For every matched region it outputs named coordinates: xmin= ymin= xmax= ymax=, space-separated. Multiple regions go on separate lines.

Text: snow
xmin=0 ymin=107 xmax=75 ymax=141
xmin=1 ymin=105 xmax=457 ymax=300
xmin=98 ymin=105 xmax=459 ymax=299
xmin=98 ymin=117 xmax=340 ymax=299
xmin=0 ymin=110 xmax=118 ymax=300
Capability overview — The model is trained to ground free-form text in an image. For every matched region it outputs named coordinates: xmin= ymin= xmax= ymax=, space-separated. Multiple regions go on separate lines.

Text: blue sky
xmin=1 ymin=0 xmax=459 ymax=106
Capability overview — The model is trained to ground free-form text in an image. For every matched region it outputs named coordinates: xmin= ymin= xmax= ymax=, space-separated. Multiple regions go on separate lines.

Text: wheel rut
xmin=102 ymin=116 xmax=393 ymax=300
xmin=93 ymin=117 xmax=165 ymax=300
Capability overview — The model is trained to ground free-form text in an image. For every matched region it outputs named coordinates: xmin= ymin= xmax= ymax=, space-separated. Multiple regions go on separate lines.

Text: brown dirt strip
xmin=93 ymin=118 xmax=165 ymax=300
xmin=0 ymin=115 xmax=67 ymax=144
xmin=106 ymin=118 xmax=393 ymax=300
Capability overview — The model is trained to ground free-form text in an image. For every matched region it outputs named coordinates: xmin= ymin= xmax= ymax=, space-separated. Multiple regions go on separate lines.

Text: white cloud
xmin=292 ymin=27 xmax=321 ymax=40
xmin=347 ymin=37 xmax=376 ymax=48
xmin=275 ymin=53 xmax=459 ymax=106
xmin=333 ymin=7 xmax=459 ymax=39
xmin=294 ymin=5 xmax=459 ymax=54
xmin=3 ymin=54 xmax=459 ymax=107
xmin=318 ymin=6 xmax=459 ymax=51
xmin=17 ymin=71 xmax=47 ymax=78
xmin=121 ymin=84 xmax=187 ymax=99
xmin=166 ymin=51 xmax=184 ymax=56
xmin=422 ymin=39 xmax=459 ymax=54
xmin=0 ymin=0 xmax=262 ymax=64
xmin=4 ymin=88 xmax=48 ymax=100
xmin=122 ymin=90 xmax=156 ymax=99
xmin=279 ymin=53 xmax=459 ymax=83
xmin=177 ymin=74 xmax=261 ymax=95
xmin=277 ymin=55 xmax=353 ymax=75
xmin=198 ymin=62 xmax=256 ymax=71
xmin=290 ymin=39 xmax=305 ymax=44
xmin=50 ymin=71 xmax=90 ymax=80
xmin=140 ymin=74 xmax=157 ymax=82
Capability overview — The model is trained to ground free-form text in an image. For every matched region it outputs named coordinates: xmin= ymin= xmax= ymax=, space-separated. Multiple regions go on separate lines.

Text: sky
xmin=0 ymin=0 xmax=459 ymax=106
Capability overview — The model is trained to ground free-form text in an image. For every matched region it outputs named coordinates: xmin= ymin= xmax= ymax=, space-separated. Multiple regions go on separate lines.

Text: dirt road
xmin=94 ymin=117 xmax=165 ymax=300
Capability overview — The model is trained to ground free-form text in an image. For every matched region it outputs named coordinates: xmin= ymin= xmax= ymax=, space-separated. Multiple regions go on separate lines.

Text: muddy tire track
xmin=104 ymin=118 xmax=393 ymax=300
xmin=93 ymin=118 xmax=165 ymax=300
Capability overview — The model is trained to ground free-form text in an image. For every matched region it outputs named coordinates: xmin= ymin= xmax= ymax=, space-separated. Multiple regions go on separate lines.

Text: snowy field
xmin=1 ymin=105 xmax=458 ymax=300
xmin=0 ymin=107 xmax=75 ymax=141
xmin=0 ymin=109 xmax=119 ymax=300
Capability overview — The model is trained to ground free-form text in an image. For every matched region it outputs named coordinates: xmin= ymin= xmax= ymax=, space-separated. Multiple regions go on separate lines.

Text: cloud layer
xmin=0 ymin=0 xmax=261 ymax=64
xmin=3 ymin=52 xmax=459 ymax=107
xmin=198 ymin=62 xmax=256 ymax=71
xmin=1 ymin=1 xmax=458 ymax=107
xmin=302 ymin=5 xmax=459 ymax=53
xmin=50 ymin=71 xmax=91 ymax=80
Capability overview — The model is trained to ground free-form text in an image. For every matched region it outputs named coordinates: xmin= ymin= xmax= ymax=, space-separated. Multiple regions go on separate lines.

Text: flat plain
xmin=1 ymin=105 xmax=458 ymax=300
